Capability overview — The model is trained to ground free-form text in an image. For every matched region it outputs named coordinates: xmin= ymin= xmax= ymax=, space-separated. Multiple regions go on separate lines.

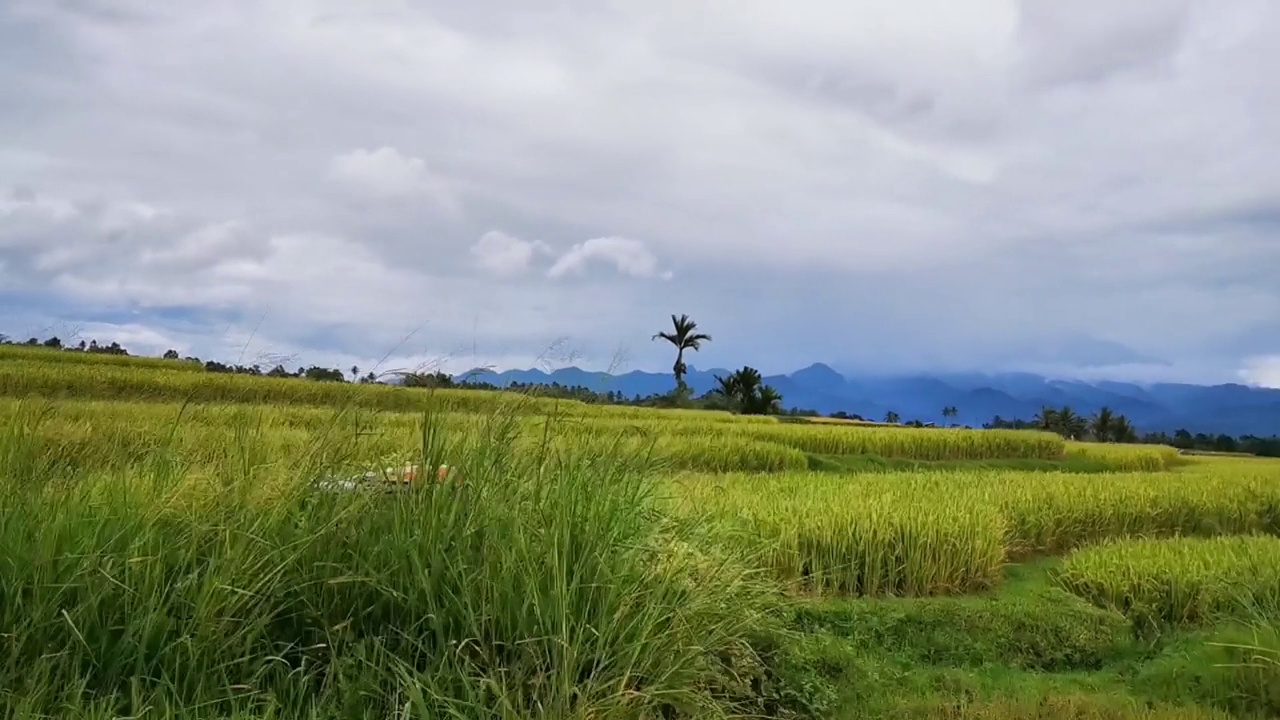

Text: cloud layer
xmin=2 ymin=0 xmax=1279 ymax=383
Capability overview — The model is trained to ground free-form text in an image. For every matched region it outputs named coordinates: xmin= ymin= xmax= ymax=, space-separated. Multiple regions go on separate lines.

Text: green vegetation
xmin=2 ymin=325 xmax=1279 ymax=718
xmin=1057 ymin=536 xmax=1280 ymax=630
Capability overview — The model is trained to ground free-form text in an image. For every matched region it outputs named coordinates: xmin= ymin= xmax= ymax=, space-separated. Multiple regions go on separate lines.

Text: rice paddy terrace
xmin=2 ymin=345 xmax=1279 ymax=719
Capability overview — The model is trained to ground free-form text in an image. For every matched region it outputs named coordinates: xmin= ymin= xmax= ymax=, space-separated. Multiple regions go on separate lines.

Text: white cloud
xmin=470 ymin=230 xmax=550 ymax=277
xmin=326 ymin=146 xmax=456 ymax=209
xmin=547 ymin=236 xmax=671 ymax=280
xmin=1239 ymin=356 xmax=1280 ymax=389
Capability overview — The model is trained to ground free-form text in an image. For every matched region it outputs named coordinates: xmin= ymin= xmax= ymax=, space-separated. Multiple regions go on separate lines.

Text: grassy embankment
xmin=1 ymin=347 xmax=1278 ymax=718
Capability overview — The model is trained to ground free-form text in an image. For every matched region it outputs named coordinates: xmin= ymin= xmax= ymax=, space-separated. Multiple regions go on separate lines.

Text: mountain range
xmin=453 ymin=363 xmax=1280 ymax=437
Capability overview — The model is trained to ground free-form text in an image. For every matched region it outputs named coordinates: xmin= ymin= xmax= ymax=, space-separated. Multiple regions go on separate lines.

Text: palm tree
xmin=755 ymin=385 xmax=783 ymax=415
xmin=1033 ymin=406 xmax=1059 ymax=432
xmin=713 ymin=366 xmax=781 ymax=415
xmin=1110 ymin=415 xmax=1137 ymax=443
xmin=730 ymin=366 xmax=763 ymax=395
xmin=713 ymin=373 xmax=740 ymax=399
xmin=652 ymin=314 xmax=711 ymax=392
xmin=1090 ymin=406 xmax=1115 ymax=442
xmin=942 ymin=406 xmax=958 ymax=424
xmin=1056 ymin=406 xmax=1087 ymax=440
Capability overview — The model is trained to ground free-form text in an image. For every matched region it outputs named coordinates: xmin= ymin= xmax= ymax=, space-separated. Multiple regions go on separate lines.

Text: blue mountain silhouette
xmin=455 ymin=362 xmax=1280 ymax=436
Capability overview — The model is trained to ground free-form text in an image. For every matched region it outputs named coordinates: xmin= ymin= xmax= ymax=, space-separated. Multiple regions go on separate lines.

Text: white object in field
xmin=315 ymin=462 xmax=457 ymax=492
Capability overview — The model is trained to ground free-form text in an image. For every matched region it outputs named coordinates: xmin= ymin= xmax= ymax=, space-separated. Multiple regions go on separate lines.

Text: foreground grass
xmin=0 ymin=401 xmax=801 ymax=719
xmin=1 ymin=356 xmax=1277 ymax=718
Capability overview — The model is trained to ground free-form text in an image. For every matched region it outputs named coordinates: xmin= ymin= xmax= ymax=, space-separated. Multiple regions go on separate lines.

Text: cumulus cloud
xmin=470 ymin=230 xmax=551 ymax=277
xmin=2 ymin=1 xmax=1280 ymax=379
xmin=547 ymin=237 xmax=671 ymax=280
xmin=327 ymin=146 xmax=456 ymax=209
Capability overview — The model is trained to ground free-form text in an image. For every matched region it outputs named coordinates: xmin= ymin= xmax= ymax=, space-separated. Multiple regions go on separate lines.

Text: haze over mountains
xmin=456 ymin=363 xmax=1280 ymax=437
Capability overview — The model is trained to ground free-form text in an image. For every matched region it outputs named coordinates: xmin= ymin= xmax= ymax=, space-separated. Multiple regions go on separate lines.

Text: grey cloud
xmin=1014 ymin=0 xmax=1193 ymax=89
xmin=2 ymin=1 xmax=1279 ymax=382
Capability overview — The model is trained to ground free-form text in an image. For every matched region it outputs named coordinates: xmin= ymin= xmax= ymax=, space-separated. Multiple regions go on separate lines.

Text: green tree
xmin=1033 ymin=406 xmax=1058 ymax=432
xmin=1056 ymin=406 xmax=1087 ymax=440
xmin=884 ymin=410 xmax=900 ymax=424
xmin=1089 ymin=406 xmax=1115 ymax=442
xmin=1109 ymin=415 xmax=1137 ymax=443
xmin=941 ymin=406 xmax=958 ymax=424
xmin=652 ymin=314 xmax=710 ymax=392
xmin=711 ymin=366 xmax=782 ymax=415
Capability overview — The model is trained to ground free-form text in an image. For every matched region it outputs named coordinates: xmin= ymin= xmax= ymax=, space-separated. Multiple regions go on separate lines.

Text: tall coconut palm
xmin=652 ymin=313 xmax=711 ymax=392
xmin=942 ymin=406 xmax=958 ymax=423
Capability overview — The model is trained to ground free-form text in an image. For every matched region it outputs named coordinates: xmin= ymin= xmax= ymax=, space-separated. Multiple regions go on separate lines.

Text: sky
xmin=2 ymin=0 xmax=1279 ymax=387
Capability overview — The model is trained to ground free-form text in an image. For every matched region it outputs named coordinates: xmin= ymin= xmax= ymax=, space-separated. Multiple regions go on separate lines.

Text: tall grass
xmin=0 ymin=399 xmax=784 ymax=719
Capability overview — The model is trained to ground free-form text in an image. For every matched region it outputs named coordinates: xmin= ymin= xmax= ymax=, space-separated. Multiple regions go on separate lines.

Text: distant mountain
xmin=455 ymin=363 xmax=1280 ymax=437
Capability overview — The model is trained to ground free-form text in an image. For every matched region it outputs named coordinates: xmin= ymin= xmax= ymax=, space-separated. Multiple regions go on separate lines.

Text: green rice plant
xmin=0 ymin=359 xmax=558 ymax=413
xmin=993 ymin=471 xmax=1280 ymax=558
xmin=1065 ymin=441 xmax=1183 ymax=472
xmin=673 ymin=465 xmax=1280 ymax=598
xmin=0 ymin=399 xmax=786 ymax=719
xmin=0 ymin=358 xmax=786 ymax=427
xmin=1055 ymin=535 xmax=1280 ymax=631
xmin=727 ymin=424 xmax=1065 ymax=461
xmin=647 ymin=436 xmax=809 ymax=473
xmin=0 ymin=342 xmax=207 ymax=372
xmin=676 ymin=473 xmax=1007 ymax=596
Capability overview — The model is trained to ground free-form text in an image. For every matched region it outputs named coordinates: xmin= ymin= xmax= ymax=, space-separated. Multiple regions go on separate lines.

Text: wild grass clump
xmin=1134 ymin=619 xmax=1280 ymax=718
xmin=1055 ymin=536 xmax=1280 ymax=631
xmin=895 ymin=694 xmax=1229 ymax=719
xmin=0 ymin=400 xmax=785 ymax=719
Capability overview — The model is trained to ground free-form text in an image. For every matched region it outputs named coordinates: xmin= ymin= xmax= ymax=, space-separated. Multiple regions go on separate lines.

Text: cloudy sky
xmin=2 ymin=0 xmax=1279 ymax=386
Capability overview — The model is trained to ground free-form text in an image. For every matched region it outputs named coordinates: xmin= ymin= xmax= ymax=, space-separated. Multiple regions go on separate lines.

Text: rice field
xmin=1 ymin=351 xmax=1278 ymax=719
xmin=1056 ymin=536 xmax=1280 ymax=628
